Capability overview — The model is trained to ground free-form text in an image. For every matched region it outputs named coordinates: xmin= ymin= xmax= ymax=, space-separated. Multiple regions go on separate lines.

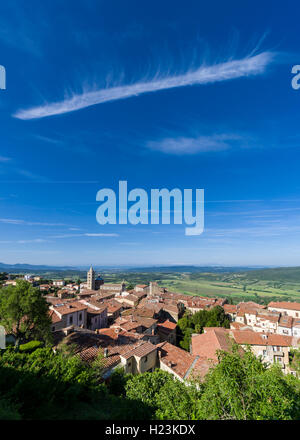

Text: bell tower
xmin=87 ymin=265 xmax=95 ymax=290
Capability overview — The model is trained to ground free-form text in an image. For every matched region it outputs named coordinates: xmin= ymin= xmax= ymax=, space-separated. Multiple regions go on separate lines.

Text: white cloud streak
xmin=146 ymin=134 xmax=241 ymax=154
xmin=51 ymin=233 xmax=119 ymax=238
xmin=0 ymin=218 xmax=66 ymax=226
xmin=14 ymin=51 xmax=276 ymax=120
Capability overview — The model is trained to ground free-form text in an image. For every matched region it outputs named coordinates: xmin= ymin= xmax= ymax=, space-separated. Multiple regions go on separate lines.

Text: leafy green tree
xmin=177 ymin=313 xmax=192 ymax=333
xmin=196 ymin=345 xmax=300 ymax=420
xmin=0 ymin=280 xmax=52 ymax=347
xmin=125 ymin=368 xmax=201 ymax=420
xmin=155 ymin=378 xmax=200 ymax=420
xmin=289 ymin=348 xmax=300 ymax=377
xmin=107 ymin=367 xmax=129 ymax=397
xmin=179 ymin=327 xmax=194 ymax=351
xmin=125 ymin=369 xmax=173 ymax=408
xmin=177 ymin=306 xmax=230 ymax=351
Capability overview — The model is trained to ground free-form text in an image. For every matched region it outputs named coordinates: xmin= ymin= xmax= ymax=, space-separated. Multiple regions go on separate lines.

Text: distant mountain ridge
xmin=0 ymin=262 xmax=268 ymax=273
xmin=0 ymin=262 xmax=76 ymax=271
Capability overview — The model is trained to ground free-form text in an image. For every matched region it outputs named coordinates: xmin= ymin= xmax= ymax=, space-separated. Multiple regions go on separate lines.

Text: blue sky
xmin=0 ymin=0 xmax=300 ymax=267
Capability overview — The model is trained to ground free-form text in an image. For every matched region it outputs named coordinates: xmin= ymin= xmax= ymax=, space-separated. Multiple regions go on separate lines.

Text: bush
xmin=19 ymin=340 xmax=43 ymax=353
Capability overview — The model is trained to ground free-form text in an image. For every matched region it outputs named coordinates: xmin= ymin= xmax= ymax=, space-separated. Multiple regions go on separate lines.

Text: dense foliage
xmin=0 ymin=347 xmax=152 ymax=420
xmin=125 ymin=346 xmax=300 ymax=420
xmin=0 ymin=280 xmax=52 ymax=347
xmin=177 ymin=306 xmax=230 ymax=350
xmin=1 ymin=343 xmax=300 ymax=420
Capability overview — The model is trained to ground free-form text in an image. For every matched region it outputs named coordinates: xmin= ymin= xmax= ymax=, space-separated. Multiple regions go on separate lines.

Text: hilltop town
xmin=3 ymin=266 xmax=300 ymax=381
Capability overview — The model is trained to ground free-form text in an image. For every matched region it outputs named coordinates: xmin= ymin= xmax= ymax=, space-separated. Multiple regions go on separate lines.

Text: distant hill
xmin=1 ymin=262 xmax=300 ymax=283
xmin=0 ymin=262 xmax=76 ymax=271
xmin=238 ymin=266 xmax=300 ymax=283
xmin=0 ymin=263 xmax=264 ymax=274
xmin=124 ymin=265 xmax=264 ymax=273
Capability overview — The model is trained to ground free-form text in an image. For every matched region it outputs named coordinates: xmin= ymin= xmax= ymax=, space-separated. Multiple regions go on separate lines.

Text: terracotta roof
xmin=78 ymin=289 xmax=98 ymax=296
xmin=191 ymin=356 xmax=213 ymax=381
xmin=158 ymin=342 xmax=199 ymax=379
xmin=163 ymin=304 xmax=179 ymax=313
xmin=223 ymin=304 xmax=238 ymax=313
xmin=278 ymin=315 xmax=293 ymax=328
xmin=232 ymin=330 xmax=293 ymax=347
xmin=157 ymin=320 xmax=177 ymax=331
xmin=86 ymin=306 xmax=106 ymax=315
xmin=191 ymin=328 xmax=233 ymax=362
xmin=80 ymin=299 xmax=107 ymax=312
xmin=49 ymin=310 xmax=61 ymax=324
xmin=268 ymin=301 xmax=300 ymax=312
xmin=80 ymin=342 xmax=143 ymax=369
xmin=51 ymin=301 xmax=87 ymax=316
xmin=256 ymin=310 xmax=280 ymax=322
xmin=230 ymin=322 xmax=252 ymax=331
xmin=238 ymin=301 xmax=266 ymax=310
xmin=293 ymin=318 xmax=300 ymax=328
xmin=133 ymin=290 xmax=147 ymax=298
xmin=123 ymin=294 xmax=139 ymax=302
xmin=114 ymin=315 xmax=157 ymax=331
xmin=121 ymin=341 xmax=157 ymax=359
xmin=134 ymin=307 xmax=155 ymax=319
xmin=97 ymin=327 xmax=120 ymax=340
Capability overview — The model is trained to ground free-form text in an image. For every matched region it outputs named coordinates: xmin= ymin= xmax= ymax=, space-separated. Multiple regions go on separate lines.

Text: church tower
xmin=87 ymin=265 xmax=95 ymax=290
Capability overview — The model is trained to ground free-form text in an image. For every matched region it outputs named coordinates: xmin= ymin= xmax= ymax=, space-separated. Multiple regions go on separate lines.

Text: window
xmin=263 ymin=350 xmax=267 ymax=356
xmin=79 ymin=313 xmax=82 ymax=321
xmin=144 ymin=356 xmax=148 ymax=362
xmin=52 ymin=326 xmax=55 ymax=332
xmin=69 ymin=316 xmax=73 ymax=325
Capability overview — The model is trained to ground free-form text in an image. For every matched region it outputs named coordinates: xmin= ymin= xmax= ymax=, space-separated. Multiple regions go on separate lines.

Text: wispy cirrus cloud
xmin=0 ymin=156 xmax=11 ymax=162
xmin=146 ymin=134 xmax=241 ymax=154
xmin=51 ymin=233 xmax=119 ymax=238
xmin=13 ymin=51 xmax=276 ymax=120
xmin=0 ymin=218 xmax=66 ymax=226
xmin=0 ymin=238 xmax=50 ymax=244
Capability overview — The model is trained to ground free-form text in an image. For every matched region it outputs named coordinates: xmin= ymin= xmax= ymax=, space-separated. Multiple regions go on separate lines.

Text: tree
xmin=195 ymin=344 xmax=300 ymax=420
xmin=177 ymin=306 xmax=230 ymax=351
xmin=289 ymin=348 xmax=300 ymax=377
xmin=125 ymin=368 xmax=201 ymax=420
xmin=155 ymin=377 xmax=200 ymax=420
xmin=0 ymin=280 xmax=52 ymax=348
xmin=179 ymin=327 xmax=194 ymax=351
xmin=107 ymin=367 xmax=129 ymax=397
xmin=125 ymin=369 xmax=173 ymax=408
